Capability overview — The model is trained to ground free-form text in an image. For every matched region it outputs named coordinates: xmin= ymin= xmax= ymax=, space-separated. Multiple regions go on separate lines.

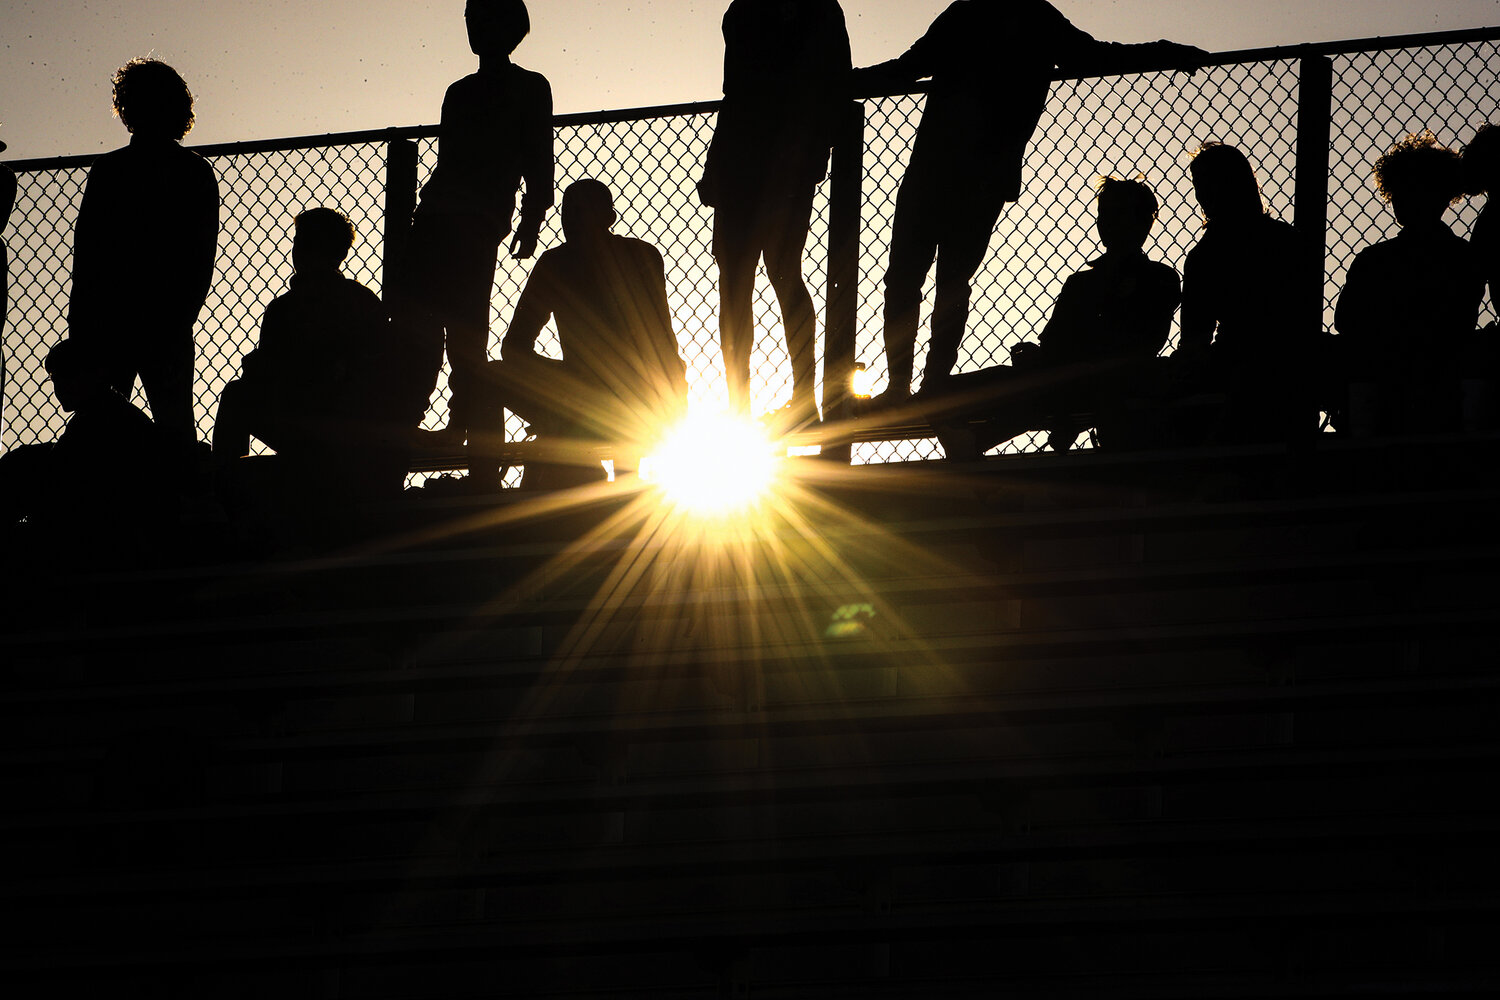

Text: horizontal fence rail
xmin=2 ymin=29 xmax=1497 ymax=470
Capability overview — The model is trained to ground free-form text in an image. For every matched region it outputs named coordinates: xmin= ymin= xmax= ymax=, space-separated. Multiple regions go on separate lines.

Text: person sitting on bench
xmin=212 ymin=208 xmax=388 ymax=478
xmin=920 ymin=175 xmax=1181 ymax=458
xmin=475 ymin=179 xmax=688 ymax=490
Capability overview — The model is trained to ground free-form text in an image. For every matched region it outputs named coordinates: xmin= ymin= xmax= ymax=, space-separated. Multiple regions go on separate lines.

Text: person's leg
xmin=714 ymin=200 xmax=760 ymax=416
xmin=764 ymin=182 xmax=820 ymax=423
xmin=881 ymin=177 xmax=941 ymax=400
xmin=923 ymin=193 xmax=1007 ymax=392
xmin=136 ymin=329 xmax=199 ymax=452
xmin=440 ymin=227 xmax=501 ymax=442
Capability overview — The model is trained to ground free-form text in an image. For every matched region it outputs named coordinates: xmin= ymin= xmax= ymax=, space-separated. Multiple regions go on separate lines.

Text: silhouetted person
xmin=699 ymin=0 xmax=851 ymax=428
xmin=67 ymin=58 xmax=220 ymax=455
xmin=855 ymin=1 xmax=1205 ymax=406
xmin=1462 ymin=123 xmax=1500 ymax=311
xmin=399 ymin=0 xmax=554 ymax=448
xmin=0 ymin=339 xmax=166 ymax=532
xmin=1334 ymin=132 xmax=1484 ymax=436
xmin=926 ymin=176 xmax=1180 ymax=456
xmin=1179 ymin=142 xmax=1322 ymax=443
xmin=480 ymin=179 xmax=688 ymax=491
xmin=1 ymin=133 xmax=14 ymax=429
xmin=213 ymin=208 xmax=389 ymax=473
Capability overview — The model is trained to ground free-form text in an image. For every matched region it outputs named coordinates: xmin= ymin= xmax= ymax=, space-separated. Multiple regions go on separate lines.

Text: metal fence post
xmin=383 ymin=137 xmax=419 ymax=293
xmin=1294 ymin=54 xmax=1333 ymax=243
xmin=821 ymin=101 xmax=865 ymax=464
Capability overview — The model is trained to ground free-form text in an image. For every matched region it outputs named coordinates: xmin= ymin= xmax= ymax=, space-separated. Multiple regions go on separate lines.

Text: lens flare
xmin=642 ymin=412 xmax=780 ymax=515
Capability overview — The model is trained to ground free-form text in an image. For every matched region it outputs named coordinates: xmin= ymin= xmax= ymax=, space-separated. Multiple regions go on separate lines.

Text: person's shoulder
xmin=508 ymin=64 xmax=553 ymax=97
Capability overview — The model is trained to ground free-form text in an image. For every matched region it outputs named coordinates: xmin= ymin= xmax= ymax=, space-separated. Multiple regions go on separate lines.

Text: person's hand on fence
xmin=1162 ymin=42 xmax=1212 ymax=75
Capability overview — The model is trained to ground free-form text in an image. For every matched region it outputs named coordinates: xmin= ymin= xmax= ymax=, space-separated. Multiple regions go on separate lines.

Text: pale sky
xmin=3 ymin=0 xmax=1500 ymax=161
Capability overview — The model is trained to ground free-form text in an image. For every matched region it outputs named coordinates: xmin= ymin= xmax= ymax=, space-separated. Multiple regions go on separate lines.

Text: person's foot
xmin=857 ymin=388 xmax=911 ymax=416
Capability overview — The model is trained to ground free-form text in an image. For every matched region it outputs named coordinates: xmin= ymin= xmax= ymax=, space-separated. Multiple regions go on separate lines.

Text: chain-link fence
xmin=4 ymin=29 xmax=1497 ymax=469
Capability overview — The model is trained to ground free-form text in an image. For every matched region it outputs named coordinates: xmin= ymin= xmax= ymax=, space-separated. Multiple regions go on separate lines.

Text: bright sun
xmin=641 ymin=412 xmax=781 ymax=516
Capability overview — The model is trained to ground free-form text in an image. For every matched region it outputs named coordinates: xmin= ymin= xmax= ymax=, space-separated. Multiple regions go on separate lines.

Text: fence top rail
xmin=4 ymin=24 xmax=1497 ymax=174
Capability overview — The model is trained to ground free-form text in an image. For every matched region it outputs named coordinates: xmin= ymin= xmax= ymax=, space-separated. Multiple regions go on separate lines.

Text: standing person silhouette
xmin=67 ymin=58 xmax=220 ymax=456
xmin=1334 ymin=132 xmax=1483 ymax=435
xmin=699 ymin=0 xmax=851 ymax=430
xmin=855 ymin=1 xmax=1204 ymax=408
xmin=401 ymin=0 xmax=554 ymax=448
xmin=483 ymin=179 xmax=688 ymax=491
xmin=1179 ymin=142 xmax=1322 ymax=443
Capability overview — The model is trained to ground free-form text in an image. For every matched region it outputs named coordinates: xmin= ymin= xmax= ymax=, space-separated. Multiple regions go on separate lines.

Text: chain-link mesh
xmin=4 ymin=33 xmax=1497 ymax=467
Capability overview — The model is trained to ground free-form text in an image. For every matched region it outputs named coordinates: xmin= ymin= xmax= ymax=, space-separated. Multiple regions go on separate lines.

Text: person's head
xmin=111 ymin=58 xmax=196 ymax=141
xmin=561 ymin=179 xmax=617 ymax=243
xmin=1189 ymin=142 xmax=1263 ymax=222
xmin=1374 ymin=130 xmax=1464 ymax=228
xmin=1461 ymin=123 xmax=1500 ymax=199
xmin=44 ymin=339 xmax=111 ymax=413
xmin=1094 ymin=176 xmax=1158 ymax=251
xmin=292 ymin=207 xmax=356 ymax=274
xmin=466 ymin=0 xmax=530 ymax=60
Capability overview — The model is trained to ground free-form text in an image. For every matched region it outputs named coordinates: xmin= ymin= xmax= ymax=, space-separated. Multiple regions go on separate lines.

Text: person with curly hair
xmin=1334 ymin=131 xmax=1484 ymax=435
xmin=1178 ymin=142 xmax=1323 ymax=443
xmin=67 ymin=58 xmax=221 ymax=456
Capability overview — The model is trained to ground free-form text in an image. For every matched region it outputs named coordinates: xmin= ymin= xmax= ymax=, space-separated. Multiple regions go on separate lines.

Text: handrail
xmin=5 ymin=25 xmax=1497 ymax=174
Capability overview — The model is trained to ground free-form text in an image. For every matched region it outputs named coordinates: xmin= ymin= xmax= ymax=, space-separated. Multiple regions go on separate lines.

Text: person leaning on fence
xmin=66 ymin=58 xmax=220 ymax=458
xmin=212 ymin=208 xmax=392 ymax=481
xmin=699 ymin=0 xmax=851 ymax=431
xmin=0 ymin=339 xmax=167 ymax=540
xmin=475 ymin=179 xmax=688 ymax=492
xmin=395 ymin=0 xmax=554 ymax=450
xmin=1333 ymin=132 xmax=1484 ymax=437
xmin=852 ymin=0 xmax=1206 ymax=410
xmin=1177 ymin=142 xmax=1323 ymax=444
xmin=923 ymin=176 xmax=1181 ymax=459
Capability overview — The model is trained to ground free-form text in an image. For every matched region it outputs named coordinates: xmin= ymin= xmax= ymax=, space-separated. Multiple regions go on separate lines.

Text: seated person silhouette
xmin=1178 ymin=142 xmax=1323 ymax=443
xmin=67 ymin=58 xmax=220 ymax=457
xmin=699 ymin=0 xmax=851 ymax=429
xmin=1334 ymin=131 xmax=1484 ymax=436
xmin=0 ymin=339 xmax=166 ymax=535
xmin=398 ymin=0 xmax=553 ymax=449
xmin=853 ymin=0 xmax=1205 ymax=409
xmin=921 ymin=176 xmax=1181 ymax=458
xmin=213 ymin=208 xmax=388 ymax=475
xmin=476 ymin=179 xmax=688 ymax=491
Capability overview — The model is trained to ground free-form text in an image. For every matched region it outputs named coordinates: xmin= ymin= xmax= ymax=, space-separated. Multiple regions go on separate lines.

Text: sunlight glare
xmin=641 ymin=412 xmax=780 ymax=515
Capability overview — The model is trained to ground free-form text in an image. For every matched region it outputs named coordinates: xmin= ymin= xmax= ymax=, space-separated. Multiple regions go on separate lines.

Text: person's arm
xmin=1130 ymin=265 xmax=1182 ymax=358
xmin=500 ymin=252 xmax=555 ymax=368
xmin=186 ymin=156 xmax=221 ymax=323
xmin=850 ymin=2 xmax=959 ymax=92
xmin=643 ymin=245 xmax=688 ymax=407
xmin=1044 ymin=3 xmax=1207 ymax=77
xmin=67 ymin=161 xmax=111 ymax=330
xmin=511 ymin=76 xmax=554 ymax=260
xmin=1177 ymin=246 xmax=1216 ymax=354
